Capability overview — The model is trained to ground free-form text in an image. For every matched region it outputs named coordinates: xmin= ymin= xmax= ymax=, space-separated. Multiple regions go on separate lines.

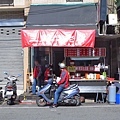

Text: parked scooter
xmin=0 ymin=80 xmax=3 ymax=103
xmin=4 ymin=72 xmax=21 ymax=105
xmin=36 ymin=79 xmax=80 ymax=107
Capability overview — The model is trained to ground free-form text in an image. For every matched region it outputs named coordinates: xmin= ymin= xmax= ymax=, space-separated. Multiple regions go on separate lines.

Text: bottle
xmin=102 ymin=72 xmax=107 ymax=79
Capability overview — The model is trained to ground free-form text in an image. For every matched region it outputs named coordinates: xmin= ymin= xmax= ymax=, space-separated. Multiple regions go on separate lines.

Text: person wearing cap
xmin=50 ymin=62 xmax=70 ymax=108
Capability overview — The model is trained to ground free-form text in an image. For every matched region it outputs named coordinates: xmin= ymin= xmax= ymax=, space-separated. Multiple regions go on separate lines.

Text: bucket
xmin=116 ymin=94 xmax=120 ymax=104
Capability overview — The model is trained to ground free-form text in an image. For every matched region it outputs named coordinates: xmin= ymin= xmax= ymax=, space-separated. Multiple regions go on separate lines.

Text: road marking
xmin=0 ymin=105 xmax=120 ymax=109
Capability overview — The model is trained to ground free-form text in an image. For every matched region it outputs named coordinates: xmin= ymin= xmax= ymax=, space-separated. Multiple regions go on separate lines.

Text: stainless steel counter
xmin=69 ymin=79 xmax=107 ymax=87
xmin=69 ymin=79 xmax=107 ymax=81
xmin=69 ymin=79 xmax=107 ymax=103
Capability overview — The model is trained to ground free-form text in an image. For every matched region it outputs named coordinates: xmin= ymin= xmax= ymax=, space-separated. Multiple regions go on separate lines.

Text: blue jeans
xmin=54 ymin=86 xmax=64 ymax=105
xmin=32 ymin=79 xmax=37 ymax=94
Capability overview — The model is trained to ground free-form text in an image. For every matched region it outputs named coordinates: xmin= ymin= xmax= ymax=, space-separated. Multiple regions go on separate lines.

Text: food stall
xmin=64 ymin=47 xmax=109 ymax=102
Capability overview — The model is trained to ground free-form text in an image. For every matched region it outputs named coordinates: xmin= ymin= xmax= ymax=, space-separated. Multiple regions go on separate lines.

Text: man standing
xmin=50 ymin=63 xmax=69 ymax=108
xmin=32 ymin=60 xmax=42 ymax=95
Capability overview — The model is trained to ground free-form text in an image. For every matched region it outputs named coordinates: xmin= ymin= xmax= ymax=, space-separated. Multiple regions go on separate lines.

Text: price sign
xmin=64 ymin=48 xmax=106 ymax=57
xmin=64 ymin=48 xmax=77 ymax=57
xmin=76 ymin=66 xmax=96 ymax=71
xmin=94 ymin=48 xmax=106 ymax=57
xmin=64 ymin=48 xmax=93 ymax=57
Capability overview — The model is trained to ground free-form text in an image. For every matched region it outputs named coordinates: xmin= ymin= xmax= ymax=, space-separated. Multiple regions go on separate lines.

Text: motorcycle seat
xmin=64 ymin=84 xmax=77 ymax=91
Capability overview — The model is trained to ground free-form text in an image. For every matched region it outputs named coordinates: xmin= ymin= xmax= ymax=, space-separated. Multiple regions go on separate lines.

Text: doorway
xmin=53 ymin=49 xmax=64 ymax=76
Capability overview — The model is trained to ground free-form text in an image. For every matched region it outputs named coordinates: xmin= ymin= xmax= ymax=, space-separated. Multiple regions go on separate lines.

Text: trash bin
xmin=116 ymin=94 xmax=120 ymax=104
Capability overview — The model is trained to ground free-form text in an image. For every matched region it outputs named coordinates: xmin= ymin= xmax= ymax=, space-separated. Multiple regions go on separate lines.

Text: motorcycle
xmin=4 ymin=72 xmax=21 ymax=105
xmin=36 ymin=78 xmax=80 ymax=107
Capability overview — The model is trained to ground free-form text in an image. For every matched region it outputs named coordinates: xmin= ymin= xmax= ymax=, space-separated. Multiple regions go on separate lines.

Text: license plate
xmin=6 ymin=91 xmax=13 ymax=96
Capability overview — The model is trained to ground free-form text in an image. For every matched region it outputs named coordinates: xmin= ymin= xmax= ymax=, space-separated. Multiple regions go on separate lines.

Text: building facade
xmin=0 ymin=0 xmax=119 ymax=93
xmin=0 ymin=0 xmax=31 ymax=95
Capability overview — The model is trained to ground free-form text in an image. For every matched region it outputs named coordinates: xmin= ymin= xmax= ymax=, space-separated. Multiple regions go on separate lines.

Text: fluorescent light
xmin=71 ymin=57 xmax=100 ymax=60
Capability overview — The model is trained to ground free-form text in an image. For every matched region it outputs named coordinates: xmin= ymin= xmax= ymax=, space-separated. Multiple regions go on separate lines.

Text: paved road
xmin=0 ymin=103 xmax=120 ymax=120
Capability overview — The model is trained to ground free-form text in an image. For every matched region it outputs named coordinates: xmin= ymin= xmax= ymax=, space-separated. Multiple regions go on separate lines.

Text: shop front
xmin=21 ymin=3 xmax=113 ymax=102
xmin=21 ymin=28 xmax=110 ymax=102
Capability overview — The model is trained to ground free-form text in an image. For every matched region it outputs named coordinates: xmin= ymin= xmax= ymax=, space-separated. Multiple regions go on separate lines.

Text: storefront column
xmin=31 ymin=47 xmax=34 ymax=72
xmin=50 ymin=47 xmax=53 ymax=64
xmin=23 ymin=47 xmax=29 ymax=92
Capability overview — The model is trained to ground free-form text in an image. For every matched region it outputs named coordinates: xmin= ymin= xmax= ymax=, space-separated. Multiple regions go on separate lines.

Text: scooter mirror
xmin=4 ymin=72 xmax=8 ymax=75
xmin=17 ymin=74 xmax=22 ymax=77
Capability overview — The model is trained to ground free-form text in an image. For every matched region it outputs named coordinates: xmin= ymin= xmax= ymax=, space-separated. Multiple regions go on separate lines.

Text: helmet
xmin=58 ymin=63 xmax=66 ymax=69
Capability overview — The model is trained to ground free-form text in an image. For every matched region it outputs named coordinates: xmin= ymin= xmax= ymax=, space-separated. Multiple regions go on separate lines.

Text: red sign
xmin=76 ymin=66 xmax=100 ymax=72
xmin=64 ymin=48 xmax=106 ymax=57
xmin=64 ymin=48 xmax=92 ymax=57
xmin=21 ymin=29 xmax=95 ymax=48
xmin=64 ymin=48 xmax=77 ymax=57
xmin=94 ymin=48 xmax=106 ymax=57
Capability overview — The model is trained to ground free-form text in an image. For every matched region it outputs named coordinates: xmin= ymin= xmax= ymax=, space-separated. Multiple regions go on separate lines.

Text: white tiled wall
xmin=14 ymin=0 xmax=25 ymax=5
xmin=14 ymin=0 xmax=31 ymax=6
xmin=83 ymin=0 xmax=99 ymax=3
xmin=31 ymin=0 xmax=98 ymax=4
xmin=31 ymin=0 xmax=66 ymax=4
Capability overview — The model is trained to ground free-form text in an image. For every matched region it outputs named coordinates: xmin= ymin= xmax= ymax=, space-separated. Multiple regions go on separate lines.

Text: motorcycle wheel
xmin=7 ymin=100 xmax=14 ymax=105
xmin=36 ymin=96 xmax=47 ymax=107
xmin=75 ymin=96 xmax=81 ymax=106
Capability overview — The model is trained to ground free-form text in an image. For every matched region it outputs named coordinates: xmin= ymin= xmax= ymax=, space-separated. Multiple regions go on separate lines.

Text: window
xmin=66 ymin=0 xmax=83 ymax=2
xmin=0 ymin=0 xmax=14 ymax=6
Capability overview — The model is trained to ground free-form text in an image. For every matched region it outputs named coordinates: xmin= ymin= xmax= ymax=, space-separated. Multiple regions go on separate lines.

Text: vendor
xmin=67 ymin=60 xmax=76 ymax=76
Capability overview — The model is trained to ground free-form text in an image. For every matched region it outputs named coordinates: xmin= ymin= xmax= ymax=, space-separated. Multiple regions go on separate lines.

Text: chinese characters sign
xmin=64 ymin=48 xmax=106 ymax=57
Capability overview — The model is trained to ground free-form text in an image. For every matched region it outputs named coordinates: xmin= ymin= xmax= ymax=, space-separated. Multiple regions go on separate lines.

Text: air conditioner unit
xmin=108 ymin=14 xmax=118 ymax=25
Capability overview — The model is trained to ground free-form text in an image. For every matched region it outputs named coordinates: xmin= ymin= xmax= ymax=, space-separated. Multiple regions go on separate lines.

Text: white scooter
xmin=4 ymin=72 xmax=21 ymax=105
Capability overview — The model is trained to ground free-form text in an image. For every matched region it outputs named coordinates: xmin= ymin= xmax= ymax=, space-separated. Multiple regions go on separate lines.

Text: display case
xmin=64 ymin=47 xmax=109 ymax=80
xmin=64 ymin=47 xmax=108 ymax=102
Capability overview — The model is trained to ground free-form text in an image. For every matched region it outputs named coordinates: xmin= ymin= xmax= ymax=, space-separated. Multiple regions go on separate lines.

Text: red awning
xmin=21 ymin=29 xmax=95 ymax=48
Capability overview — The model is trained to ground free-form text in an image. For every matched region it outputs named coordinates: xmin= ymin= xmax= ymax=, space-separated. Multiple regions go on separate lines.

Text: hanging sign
xmin=64 ymin=48 xmax=106 ymax=57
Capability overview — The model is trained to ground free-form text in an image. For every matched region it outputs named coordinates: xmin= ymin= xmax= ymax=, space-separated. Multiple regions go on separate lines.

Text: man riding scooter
xmin=50 ymin=62 xmax=70 ymax=108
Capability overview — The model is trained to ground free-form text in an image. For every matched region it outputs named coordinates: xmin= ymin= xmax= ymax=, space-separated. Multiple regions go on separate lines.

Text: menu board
xmin=76 ymin=66 xmax=100 ymax=72
xmin=94 ymin=48 xmax=106 ymax=57
xmin=64 ymin=48 xmax=106 ymax=57
xmin=77 ymin=48 xmax=92 ymax=57
xmin=64 ymin=48 xmax=77 ymax=57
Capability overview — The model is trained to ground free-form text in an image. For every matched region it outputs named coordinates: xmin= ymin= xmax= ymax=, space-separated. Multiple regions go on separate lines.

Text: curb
xmin=19 ymin=100 xmax=36 ymax=105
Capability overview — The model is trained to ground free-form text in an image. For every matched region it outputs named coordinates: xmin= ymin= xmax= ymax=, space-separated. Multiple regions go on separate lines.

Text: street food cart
xmin=64 ymin=47 xmax=109 ymax=102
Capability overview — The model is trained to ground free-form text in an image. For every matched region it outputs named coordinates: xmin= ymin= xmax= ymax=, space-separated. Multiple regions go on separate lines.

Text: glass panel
xmin=0 ymin=0 xmax=13 ymax=6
